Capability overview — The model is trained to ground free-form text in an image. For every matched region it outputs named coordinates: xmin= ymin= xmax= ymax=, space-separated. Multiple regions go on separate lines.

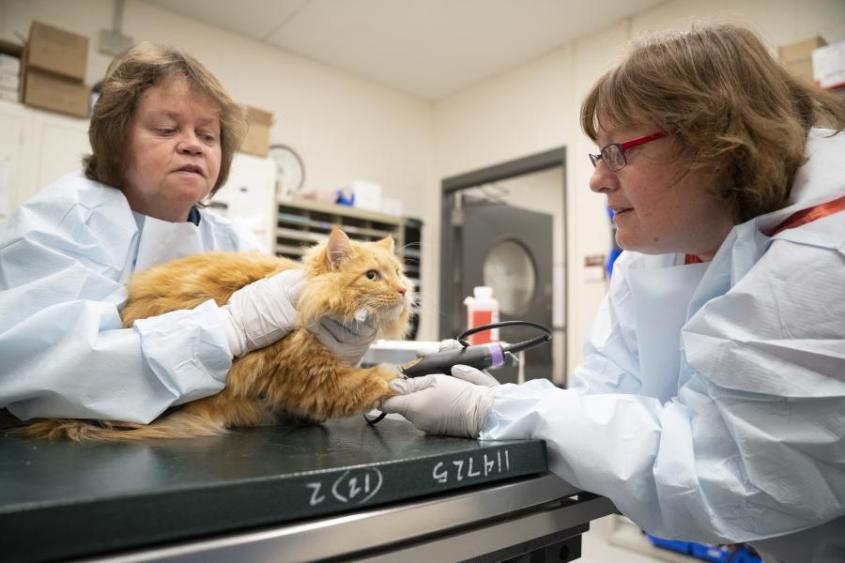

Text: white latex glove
xmin=380 ymin=367 xmax=495 ymax=437
xmin=451 ymin=364 xmax=501 ymax=387
xmin=222 ymin=269 xmax=306 ymax=358
xmin=307 ymin=315 xmax=378 ymax=366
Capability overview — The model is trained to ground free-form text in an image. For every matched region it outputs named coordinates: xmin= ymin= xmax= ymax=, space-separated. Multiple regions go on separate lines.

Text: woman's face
xmin=124 ymin=75 xmax=222 ymax=222
xmin=589 ymin=124 xmax=734 ymax=260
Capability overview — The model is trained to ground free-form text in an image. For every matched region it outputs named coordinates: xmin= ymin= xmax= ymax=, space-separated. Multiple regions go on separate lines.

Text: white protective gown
xmin=480 ymin=128 xmax=845 ymax=562
xmin=0 ymin=172 xmax=258 ymax=424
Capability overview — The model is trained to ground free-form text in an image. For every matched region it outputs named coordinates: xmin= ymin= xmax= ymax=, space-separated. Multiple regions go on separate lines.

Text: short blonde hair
xmin=581 ymin=24 xmax=845 ymax=222
xmin=84 ymin=42 xmax=246 ymax=197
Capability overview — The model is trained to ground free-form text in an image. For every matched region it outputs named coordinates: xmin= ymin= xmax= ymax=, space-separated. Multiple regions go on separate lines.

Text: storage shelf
xmin=277 ymin=227 xmax=327 ymax=243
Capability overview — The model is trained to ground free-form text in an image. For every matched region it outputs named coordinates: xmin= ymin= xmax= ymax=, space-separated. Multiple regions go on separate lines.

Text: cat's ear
xmin=376 ymin=236 xmax=395 ymax=254
xmin=326 ymin=228 xmax=353 ymax=270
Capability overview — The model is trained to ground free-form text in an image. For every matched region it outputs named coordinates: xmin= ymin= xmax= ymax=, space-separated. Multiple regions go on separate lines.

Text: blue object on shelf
xmin=606 ymin=206 xmax=622 ymax=277
xmin=335 ymin=189 xmax=355 ymax=207
xmin=607 ymin=246 xmax=623 ymax=277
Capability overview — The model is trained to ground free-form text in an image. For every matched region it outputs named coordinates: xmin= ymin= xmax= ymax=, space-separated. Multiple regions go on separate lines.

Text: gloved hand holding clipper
xmin=223 ymin=269 xmax=377 ymax=362
xmin=379 ymin=339 xmax=502 ymax=437
xmin=428 ymin=339 xmax=502 ymax=386
xmin=380 ymin=324 xmax=551 ymax=434
xmin=380 ymin=364 xmax=499 ymax=437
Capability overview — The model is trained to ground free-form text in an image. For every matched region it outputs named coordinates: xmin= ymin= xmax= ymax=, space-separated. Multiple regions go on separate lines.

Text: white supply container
xmin=347 ymin=180 xmax=383 ymax=212
xmin=813 ymin=40 xmax=845 ymax=90
xmin=464 ymin=286 xmax=500 ymax=344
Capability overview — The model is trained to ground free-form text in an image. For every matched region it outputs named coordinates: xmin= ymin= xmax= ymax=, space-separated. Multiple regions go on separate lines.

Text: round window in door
xmin=482 ymin=239 xmax=536 ymax=315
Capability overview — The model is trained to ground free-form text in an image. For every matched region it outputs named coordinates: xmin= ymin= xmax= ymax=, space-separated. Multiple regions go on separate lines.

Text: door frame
xmin=439 ymin=147 xmax=567 ymax=370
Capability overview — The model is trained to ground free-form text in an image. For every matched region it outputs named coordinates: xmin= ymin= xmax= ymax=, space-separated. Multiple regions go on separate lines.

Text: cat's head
xmin=297 ymin=228 xmax=415 ymax=340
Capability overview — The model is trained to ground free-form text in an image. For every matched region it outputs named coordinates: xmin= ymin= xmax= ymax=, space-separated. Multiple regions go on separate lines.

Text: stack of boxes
xmin=0 ymin=53 xmax=20 ymax=103
xmin=813 ymin=41 xmax=845 ymax=91
xmin=22 ymin=21 xmax=90 ymax=118
xmin=0 ymin=40 xmax=21 ymax=104
xmin=778 ymin=35 xmax=845 ymax=93
xmin=239 ymin=106 xmax=274 ymax=157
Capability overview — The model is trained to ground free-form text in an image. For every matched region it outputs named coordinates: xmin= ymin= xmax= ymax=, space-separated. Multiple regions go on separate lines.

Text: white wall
xmin=432 ymin=0 xmax=845 ymax=373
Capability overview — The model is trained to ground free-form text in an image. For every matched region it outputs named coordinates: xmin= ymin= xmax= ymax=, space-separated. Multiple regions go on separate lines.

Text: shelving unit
xmin=276 ymin=198 xmax=422 ymax=339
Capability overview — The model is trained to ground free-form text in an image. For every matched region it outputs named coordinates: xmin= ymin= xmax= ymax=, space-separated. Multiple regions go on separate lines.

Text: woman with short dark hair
xmin=0 ymin=43 xmax=374 ymax=427
xmin=85 ymin=42 xmax=246 ymax=200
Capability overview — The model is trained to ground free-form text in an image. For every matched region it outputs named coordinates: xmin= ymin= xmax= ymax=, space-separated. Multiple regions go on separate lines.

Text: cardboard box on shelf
xmin=23 ymin=69 xmax=89 ymax=118
xmin=26 ymin=21 xmax=88 ymax=81
xmin=779 ymin=36 xmax=827 ymax=83
xmin=239 ymin=106 xmax=273 ymax=157
xmin=813 ymin=41 xmax=845 ymax=90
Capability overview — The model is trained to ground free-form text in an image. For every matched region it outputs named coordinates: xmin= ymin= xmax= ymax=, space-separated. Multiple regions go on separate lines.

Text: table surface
xmin=1 ymin=416 xmax=547 ymax=562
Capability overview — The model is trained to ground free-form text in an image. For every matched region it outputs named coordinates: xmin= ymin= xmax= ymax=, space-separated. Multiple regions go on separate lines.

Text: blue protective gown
xmin=480 ymin=129 xmax=845 ymax=562
xmin=0 ymin=172 xmax=257 ymax=423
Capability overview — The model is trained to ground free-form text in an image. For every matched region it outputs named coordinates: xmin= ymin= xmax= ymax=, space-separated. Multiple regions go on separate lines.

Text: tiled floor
xmin=579 ymin=516 xmax=699 ymax=563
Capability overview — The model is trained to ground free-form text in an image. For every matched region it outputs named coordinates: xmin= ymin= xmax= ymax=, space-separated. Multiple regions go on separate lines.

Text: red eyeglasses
xmin=588 ymin=131 xmax=667 ymax=172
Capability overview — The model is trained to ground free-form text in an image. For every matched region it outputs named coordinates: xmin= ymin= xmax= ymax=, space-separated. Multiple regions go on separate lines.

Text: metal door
xmin=459 ymin=199 xmax=553 ymax=383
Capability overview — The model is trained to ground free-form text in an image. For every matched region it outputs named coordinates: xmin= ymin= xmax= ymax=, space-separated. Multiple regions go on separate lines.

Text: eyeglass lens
xmin=602 ymin=145 xmax=625 ymax=171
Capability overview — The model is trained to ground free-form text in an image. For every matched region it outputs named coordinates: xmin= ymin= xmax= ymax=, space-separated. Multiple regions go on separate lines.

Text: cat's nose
xmin=397 ymin=286 xmax=407 ymax=295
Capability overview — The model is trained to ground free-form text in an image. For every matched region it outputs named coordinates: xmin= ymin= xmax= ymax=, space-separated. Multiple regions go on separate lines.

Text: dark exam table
xmin=0 ymin=416 xmax=614 ymax=562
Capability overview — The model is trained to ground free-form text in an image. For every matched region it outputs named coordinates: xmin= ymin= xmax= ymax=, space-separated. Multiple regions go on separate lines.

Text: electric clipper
xmin=400 ymin=342 xmax=512 ymax=377
xmin=400 ymin=320 xmax=552 ymax=377
xmin=364 ymin=321 xmax=552 ymax=425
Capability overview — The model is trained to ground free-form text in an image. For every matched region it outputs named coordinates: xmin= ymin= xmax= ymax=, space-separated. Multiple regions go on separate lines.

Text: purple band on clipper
xmin=488 ymin=344 xmax=505 ymax=368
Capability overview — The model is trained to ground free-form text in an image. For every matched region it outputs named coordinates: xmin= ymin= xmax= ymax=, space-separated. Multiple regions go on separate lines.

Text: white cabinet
xmin=210 ymin=153 xmax=277 ymax=253
xmin=0 ymin=99 xmax=90 ymax=219
xmin=0 ymin=104 xmax=26 ymax=217
xmin=26 ymin=112 xmax=90 ymax=193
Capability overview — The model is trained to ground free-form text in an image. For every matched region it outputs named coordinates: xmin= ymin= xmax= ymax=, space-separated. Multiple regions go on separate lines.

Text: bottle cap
xmin=474 ymin=286 xmax=493 ymax=299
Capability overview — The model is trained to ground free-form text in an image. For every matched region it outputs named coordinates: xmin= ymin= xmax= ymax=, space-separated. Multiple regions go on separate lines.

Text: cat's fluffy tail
xmin=14 ymin=412 xmax=226 ymax=442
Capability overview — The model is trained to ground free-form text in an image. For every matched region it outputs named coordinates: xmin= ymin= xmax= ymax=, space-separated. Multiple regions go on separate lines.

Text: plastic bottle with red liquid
xmin=463 ymin=286 xmax=500 ymax=344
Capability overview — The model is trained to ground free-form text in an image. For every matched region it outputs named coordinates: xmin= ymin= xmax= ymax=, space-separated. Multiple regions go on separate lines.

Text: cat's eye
xmin=365 ymin=269 xmax=380 ymax=281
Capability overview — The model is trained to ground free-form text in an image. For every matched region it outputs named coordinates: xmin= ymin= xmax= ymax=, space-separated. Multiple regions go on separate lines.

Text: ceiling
xmin=143 ymin=0 xmax=665 ymax=100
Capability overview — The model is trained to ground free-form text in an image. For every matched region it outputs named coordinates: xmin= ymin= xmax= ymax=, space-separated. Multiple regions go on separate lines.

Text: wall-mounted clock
xmin=269 ymin=143 xmax=305 ymax=198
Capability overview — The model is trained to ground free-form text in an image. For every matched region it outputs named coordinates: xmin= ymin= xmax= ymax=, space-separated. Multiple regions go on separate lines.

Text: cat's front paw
xmin=375 ymin=364 xmax=402 ymax=384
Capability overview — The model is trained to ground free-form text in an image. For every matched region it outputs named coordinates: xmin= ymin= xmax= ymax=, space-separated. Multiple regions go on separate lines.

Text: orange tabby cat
xmin=20 ymin=228 xmax=413 ymax=441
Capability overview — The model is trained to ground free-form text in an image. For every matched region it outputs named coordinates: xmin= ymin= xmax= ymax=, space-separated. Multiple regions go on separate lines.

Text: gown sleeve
xmin=481 ymin=219 xmax=845 ymax=544
xmin=0 ymin=178 xmax=234 ymax=423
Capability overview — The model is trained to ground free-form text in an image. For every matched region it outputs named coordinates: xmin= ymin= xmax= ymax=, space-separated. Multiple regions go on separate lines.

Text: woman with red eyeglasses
xmin=383 ymin=24 xmax=845 ymax=562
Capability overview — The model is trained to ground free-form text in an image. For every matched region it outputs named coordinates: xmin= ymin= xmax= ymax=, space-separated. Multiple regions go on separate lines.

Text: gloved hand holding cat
xmin=223 ymin=268 xmax=378 ymax=366
xmin=223 ymin=268 xmax=307 ymax=357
